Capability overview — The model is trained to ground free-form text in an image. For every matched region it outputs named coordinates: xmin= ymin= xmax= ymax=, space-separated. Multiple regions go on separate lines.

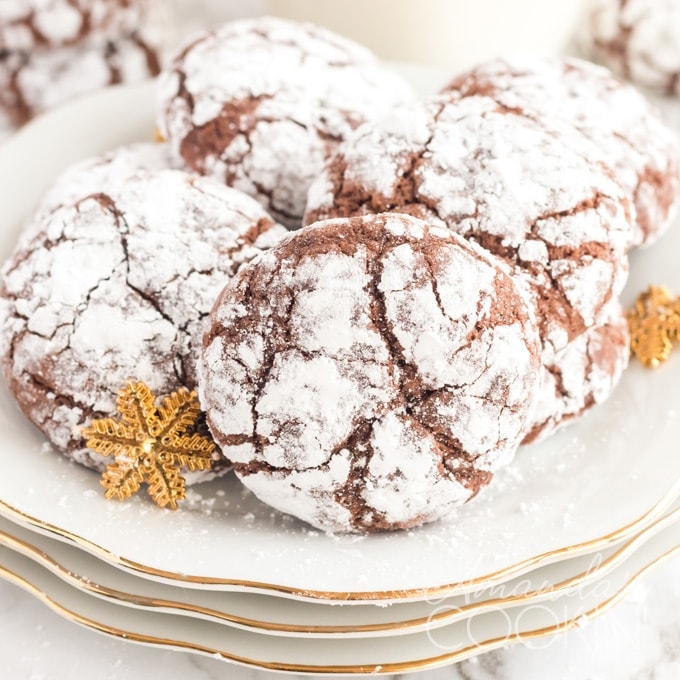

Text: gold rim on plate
xmin=0 ymin=499 xmax=678 ymax=636
xmin=1 ymin=477 xmax=679 ymax=602
xmin=0 ymin=542 xmax=677 ymax=674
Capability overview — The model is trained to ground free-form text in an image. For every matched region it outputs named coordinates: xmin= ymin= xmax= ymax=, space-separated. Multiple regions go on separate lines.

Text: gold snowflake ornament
xmin=82 ymin=381 xmax=215 ymax=509
xmin=626 ymin=285 xmax=680 ymax=368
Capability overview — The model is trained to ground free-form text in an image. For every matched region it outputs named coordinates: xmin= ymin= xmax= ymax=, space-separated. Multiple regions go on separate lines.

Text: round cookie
xmin=442 ymin=55 xmax=680 ymax=248
xmin=0 ymin=169 xmax=287 ymax=472
xmin=304 ymin=95 xmax=633 ymax=356
xmin=522 ymin=302 xmax=629 ymax=445
xmin=199 ymin=213 xmax=542 ymax=533
xmin=157 ymin=16 xmax=414 ymax=229
xmin=0 ymin=0 xmax=151 ymax=51
xmin=0 ymin=29 xmax=162 ymax=128
xmin=582 ymin=0 xmax=680 ymax=96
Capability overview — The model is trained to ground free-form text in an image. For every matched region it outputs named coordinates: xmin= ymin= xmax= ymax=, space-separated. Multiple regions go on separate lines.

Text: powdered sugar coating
xmin=443 ymin=55 xmax=680 ymax=248
xmin=22 ymin=142 xmax=174 ymax=246
xmin=0 ymin=169 xmax=287 ymax=471
xmin=0 ymin=29 xmax=162 ymax=128
xmin=304 ymin=95 xmax=633 ymax=356
xmin=523 ymin=302 xmax=629 ymax=444
xmin=582 ymin=0 xmax=680 ymax=96
xmin=199 ymin=213 xmax=542 ymax=533
xmin=157 ymin=16 xmax=415 ymax=228
xmin=0 ymin=0 xmax=151 ymax=51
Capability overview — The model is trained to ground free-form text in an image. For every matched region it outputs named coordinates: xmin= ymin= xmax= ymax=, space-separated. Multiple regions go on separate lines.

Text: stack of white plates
xmin=0 ymin=68 xmax=679 ymax=675
xmin=0 ymin=422 xmax=678 ymax=674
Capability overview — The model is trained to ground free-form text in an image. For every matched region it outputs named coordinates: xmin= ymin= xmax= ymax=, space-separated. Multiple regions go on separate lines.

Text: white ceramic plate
xmin=0 ymin=498 xmax=679 ymax=638
xmin=0 ymin=70 xmax=680 ymax=602
xmin=0 ymin=519 xmax=678 ymax=674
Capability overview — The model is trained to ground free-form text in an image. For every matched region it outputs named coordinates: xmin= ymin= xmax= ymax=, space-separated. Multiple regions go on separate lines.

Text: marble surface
xmin=1 ymin=553 xmax=679 ymax=680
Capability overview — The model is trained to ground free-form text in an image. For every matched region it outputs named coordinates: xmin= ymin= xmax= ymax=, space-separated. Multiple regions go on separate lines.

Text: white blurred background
xmin=170 ymin=0 xmax=585 ymax=69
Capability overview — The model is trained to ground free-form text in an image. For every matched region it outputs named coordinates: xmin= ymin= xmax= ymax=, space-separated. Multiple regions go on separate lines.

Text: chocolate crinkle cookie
xmin=442 ymin=55 xmax=680 ymax=248
xmin=157 ymin=16 xmax=415 ymax=229
xmin=581 ymin=0 xmax=680 ymax=96
xmin=0 ymin=0 xmax=151 ymax=51
xmin=522 ymin=302 xmax=629 ymax=445
xmin=199 ymin=213 xmax=542 ymax=533
xmin=0 ymin=169 xmax=287 ymax=474
xmin=0 ymin=30 xmax=162 ymax=128
xmin=304 ymin=94 xmax=633 ymax=357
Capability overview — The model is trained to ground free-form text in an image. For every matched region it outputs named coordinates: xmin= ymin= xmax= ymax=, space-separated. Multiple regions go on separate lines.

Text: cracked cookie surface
xmin=199 ymin=213 xmax=542 ymax=533
xmin=0 ymin=0 xmax=150 ymax=51
xmin=304 ymin=94 xmax=633 ymax=357
xmin=442 ymin=55 xmax=680 ymax=249
xmin=582 ymin=0 xmax=680 ymax=96
xmin=0 ymin=169 xmax=287 ymax=472
xmin=157 ymin=16 xmax=414 ymax=228
xmin=522 ymin=302 xmax=629 ymax=445
xmin=0 ymin=28 xmax=162 ymax=128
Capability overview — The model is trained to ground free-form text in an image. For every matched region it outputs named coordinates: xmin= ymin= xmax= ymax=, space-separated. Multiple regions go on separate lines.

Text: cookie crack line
xmin=184 ymin=103 xmax=302 ymax=226
xmin=365 ymin=235 xmax=413 ymax=403
xmin=246 ymin=264 xmax=288 ymax=459
xmin=470 ymin=216 xmax=623 ymax=343
xmin=311 ymin=100 xmax=450 ymax=226
xmin=108 ymin=197 xmax=176 ymax=330
xmin=225 ymin=115 xmax=304 ymax=225
xmin=528 ymin=189 xmax=629 ymax=244
xmin=328 ymin=419 xmax=402 ymax=532
xmin=186 ymin=181 xmax=274 ymax=242
xmin=181 ymin=94 xmax=272 ymax=170
xmin=362 ymin=232 xmax=502 ymax=470
xmin=163 ymin=266 xmax=217 ymax=290
xmin=19 ymin=368 xmax=103 ymax=444
xmin=92 ymin=190 xmax=187 ymax=382
xmin=8 ymin=256 xmax=124 ymax=367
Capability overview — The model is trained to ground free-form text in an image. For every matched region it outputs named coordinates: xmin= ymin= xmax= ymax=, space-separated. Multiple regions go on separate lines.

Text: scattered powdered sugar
xmin=582 ymin=0 xmax=680 ymax=96
xmin=199 ymin=213 xmax=542 ymax=532
xmin=0 ymin=168 xmax=287 ymax=471
xmin=304 ymin=94 xmax=633 ymax=358
xmin=157 ymin=16 xmax=415 ymax=227
xmin=523 ymin=302 xmax=630 ymax=444
xmin=443 ymin=55 xmax=680 ymax=248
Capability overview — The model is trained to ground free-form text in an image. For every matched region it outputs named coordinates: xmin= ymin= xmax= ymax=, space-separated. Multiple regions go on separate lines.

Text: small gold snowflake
xmin=82 ymin=381 xmax=215 ymax=509
xmin=626 ymin=285 xmax=680 ymax=368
